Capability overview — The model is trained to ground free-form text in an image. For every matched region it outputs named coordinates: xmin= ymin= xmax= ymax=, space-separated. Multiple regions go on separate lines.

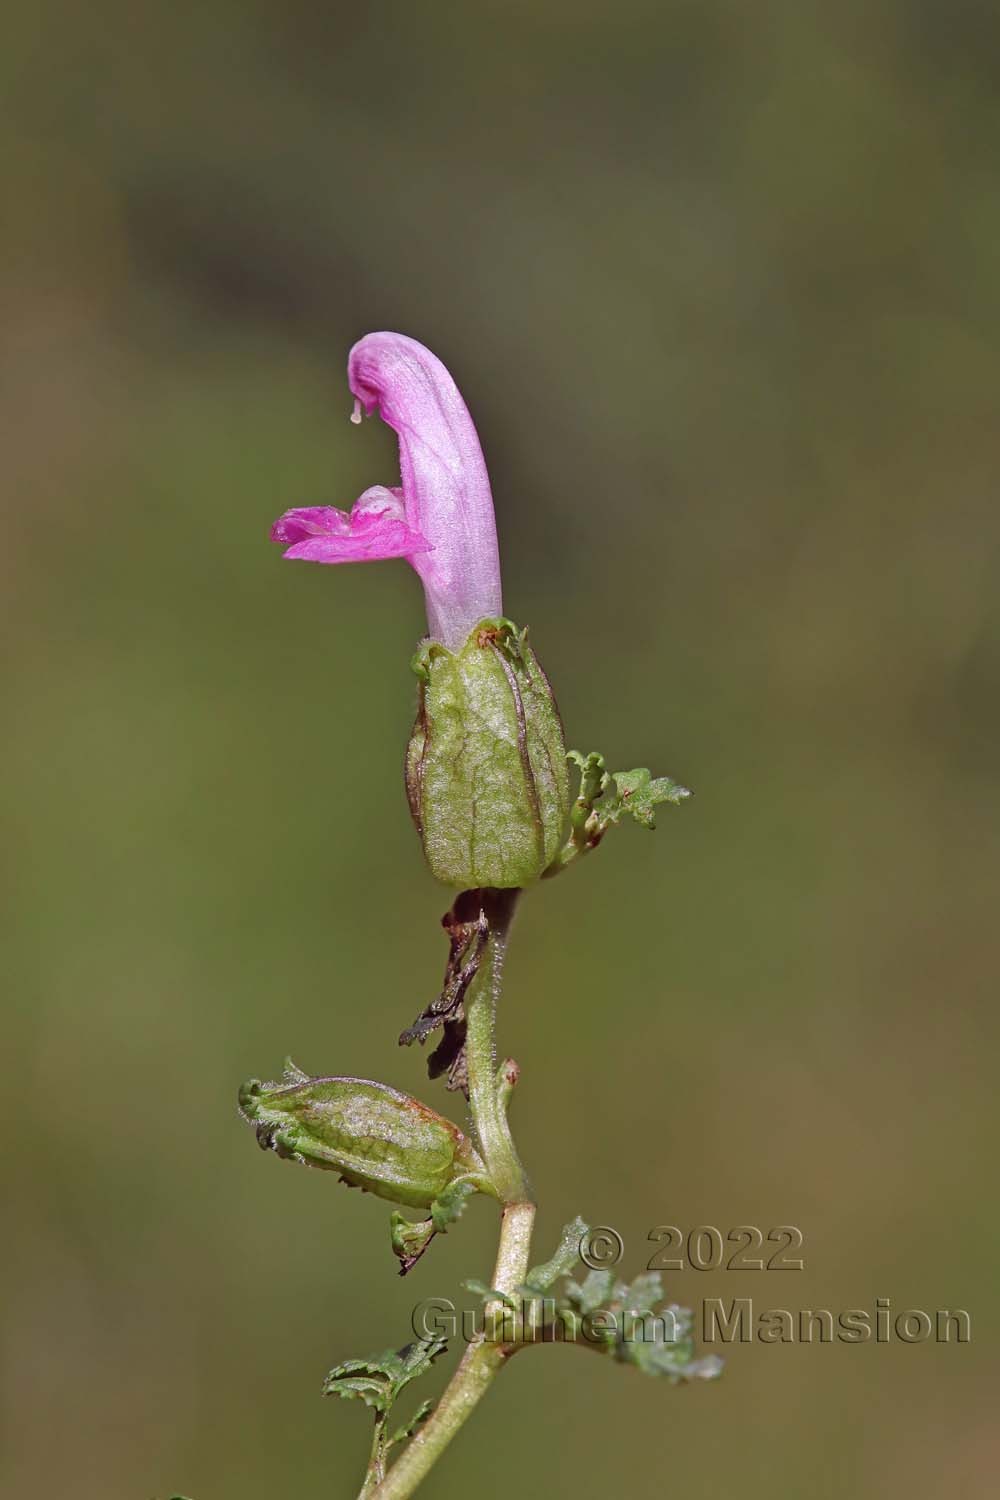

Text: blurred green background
xmin=3 ymin=1 xmax=998 ymax=1496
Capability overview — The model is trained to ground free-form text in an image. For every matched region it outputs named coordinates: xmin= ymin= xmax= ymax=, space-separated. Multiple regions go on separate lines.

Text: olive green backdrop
xmin=3 ymin=2 xmax=997 ymax=1497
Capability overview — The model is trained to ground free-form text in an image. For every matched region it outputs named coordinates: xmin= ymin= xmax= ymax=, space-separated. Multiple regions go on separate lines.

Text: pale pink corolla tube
xmin=270 ymin=332 xmax=503 ymax=649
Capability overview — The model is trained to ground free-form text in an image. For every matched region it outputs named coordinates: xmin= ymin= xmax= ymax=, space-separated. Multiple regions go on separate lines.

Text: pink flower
xmin=270 ymin=333 xmax=502 ymax=649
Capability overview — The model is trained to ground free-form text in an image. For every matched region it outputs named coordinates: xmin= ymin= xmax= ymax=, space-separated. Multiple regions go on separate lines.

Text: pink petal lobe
xmin=270 ymin=488 xmax=431 ymax=565
xmin=270 ymin=507 xmax=352 ymax=544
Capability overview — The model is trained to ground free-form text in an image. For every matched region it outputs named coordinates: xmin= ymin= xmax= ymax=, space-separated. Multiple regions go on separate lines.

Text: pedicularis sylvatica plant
xmin=238 ymin=333 xmax=721 ymax=1500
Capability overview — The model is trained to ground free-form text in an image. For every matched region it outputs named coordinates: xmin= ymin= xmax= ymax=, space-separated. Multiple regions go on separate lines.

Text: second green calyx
xmin=406 ymin=618 xmax=570 ymax=889
xmin=239 ymin=1063 xmax=493 ymax=1270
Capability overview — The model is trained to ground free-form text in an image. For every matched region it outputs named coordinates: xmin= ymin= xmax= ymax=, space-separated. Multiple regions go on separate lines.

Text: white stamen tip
xmin=349 ymin=398 xmax=363 ymax=426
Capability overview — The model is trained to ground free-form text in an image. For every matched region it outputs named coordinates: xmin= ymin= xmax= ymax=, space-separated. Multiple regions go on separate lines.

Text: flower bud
xmin=238 ymin=1070 xmax=486 ymax=1211
xmin=406 ymin=619 xmax=570 ymax=889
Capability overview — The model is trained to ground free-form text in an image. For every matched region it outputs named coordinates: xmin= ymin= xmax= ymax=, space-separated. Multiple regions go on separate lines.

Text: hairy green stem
xmin=369 ymin=1202 xmax=535 ymax=1500
xmin=359 ymin=1418 xmax=387 ymax=1497
xmin=368 ymin=889 xmax=534 ymax=1500
xmin=465 ymin=889 xmax=529 ymax=1203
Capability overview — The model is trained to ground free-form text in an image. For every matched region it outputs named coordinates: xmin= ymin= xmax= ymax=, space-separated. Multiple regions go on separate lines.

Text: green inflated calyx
xmin=406 ymin=618 xmax=570 ymax=889
xmin=239 ymin=1065 xmax=490 ymax=1211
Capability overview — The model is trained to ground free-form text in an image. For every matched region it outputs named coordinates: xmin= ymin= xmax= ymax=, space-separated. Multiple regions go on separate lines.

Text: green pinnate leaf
xmin=389 ymin=1337 xmax=448 ymax=1388
xmin=605 ymin=767 xmax=690 ymax=829
xmin=430 ymin=1178 xmax=477 ymax=1232
xmin=322 ymin=1337 xmax=447 ymax=1415
xmin=322 ymin=1368 xmax=393 ymax=1410
xmin=388 ymin=1397 xmax=435 ymax=1449
xmin=459 ymin=1228 xmax=722 ymax=1385
xmin=522 ymin=1216 xmax=588 ymax=1294
xmin=547 ymin=753 xmax=690 ymax=874
xmin=553 ymin=1266 xmax=723 ymax=1384
xmin=324 ymin=1337 xmax=447 ymax=1492
xmin=569 ymin=1268 xmax=617 ymax=1314
xmin=616 ymin=1270 xmax=664 ymax=1315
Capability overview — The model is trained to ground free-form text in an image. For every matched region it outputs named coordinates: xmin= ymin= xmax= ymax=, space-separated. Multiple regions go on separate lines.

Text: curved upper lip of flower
xmin=270 ymin=332 xmax=502 ymax=648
